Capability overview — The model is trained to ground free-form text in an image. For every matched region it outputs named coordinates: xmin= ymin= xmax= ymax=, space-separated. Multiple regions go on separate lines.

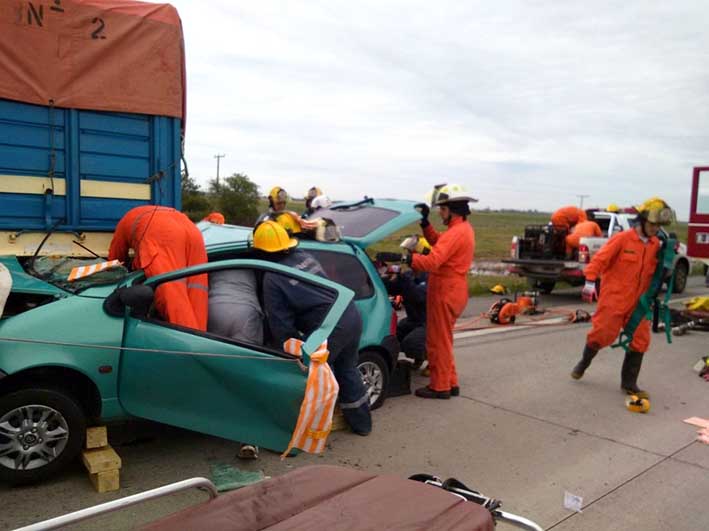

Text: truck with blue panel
xmin=0 ymin=99 xmax=182 ymax=259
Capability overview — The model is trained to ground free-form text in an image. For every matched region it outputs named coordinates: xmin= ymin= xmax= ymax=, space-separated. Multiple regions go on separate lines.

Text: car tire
xmin=357 ymin=350 xmax=389 ymax=411
xmin=0 ymin=388 xmax=86 ymax=485
xmin=672 ymin=260 xmax=688 ymax=294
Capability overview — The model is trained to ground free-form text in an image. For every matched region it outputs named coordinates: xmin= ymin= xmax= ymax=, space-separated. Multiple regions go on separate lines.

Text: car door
xmin=116 ymin=258 xmax=354 ymax=452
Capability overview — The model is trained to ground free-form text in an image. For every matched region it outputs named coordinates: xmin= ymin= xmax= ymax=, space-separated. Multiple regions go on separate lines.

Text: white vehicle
xmin=504 ymin=211 xmax=691 ymax=294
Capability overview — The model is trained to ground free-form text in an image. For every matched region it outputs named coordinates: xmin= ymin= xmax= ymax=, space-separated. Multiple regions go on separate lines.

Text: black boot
xmin=621 ymin=350 xmax=649 ymax=399
xmin=571 ymin=345 xmax=598 ymax=380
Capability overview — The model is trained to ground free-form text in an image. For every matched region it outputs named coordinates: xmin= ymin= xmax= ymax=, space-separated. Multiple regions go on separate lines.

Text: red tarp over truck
xmin=0 ymin=0 xmax=185 ymax=120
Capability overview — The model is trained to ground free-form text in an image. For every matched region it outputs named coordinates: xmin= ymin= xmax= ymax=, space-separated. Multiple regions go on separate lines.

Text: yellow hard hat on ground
xmin=275 ymin=212 xmax=302 ymax=234
xmin=489 ymin=284 xmax=507 ymax=295
xmin=636 ymin=197 xmax=674 ymax=225
xmin=253 ymin=220 xmax=298 ymax=252
xmin=607 ymin=203 xmax=619 ymax=213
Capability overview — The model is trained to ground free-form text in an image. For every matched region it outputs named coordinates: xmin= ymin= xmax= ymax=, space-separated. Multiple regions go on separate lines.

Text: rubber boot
xmin=621 ymin=350 xmax=649 ymax=399
xmin=571 ymin=345 xmax=598 ymax=380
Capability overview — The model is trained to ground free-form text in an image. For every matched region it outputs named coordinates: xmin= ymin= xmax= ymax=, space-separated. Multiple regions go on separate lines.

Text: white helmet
xmin=433 ymin=183 xmax=478 ymax=205
xmin=311 ymin=194 xmax=333 ymax=210
xmin=424 ymin=183 xmax=447 ymax=207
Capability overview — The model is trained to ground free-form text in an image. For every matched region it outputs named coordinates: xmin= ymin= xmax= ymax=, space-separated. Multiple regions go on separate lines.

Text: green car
xmin=0 ymin=198 xmax=418 ymax=484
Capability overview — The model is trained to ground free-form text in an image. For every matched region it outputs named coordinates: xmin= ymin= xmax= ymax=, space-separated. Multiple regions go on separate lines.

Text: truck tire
xmin=0 ymin=388 xmax=86 ymax=485
xmin=528 ymin=278 xmax=555 ymax=294
xmin=671 ymin=260 xmax=688 ymax=294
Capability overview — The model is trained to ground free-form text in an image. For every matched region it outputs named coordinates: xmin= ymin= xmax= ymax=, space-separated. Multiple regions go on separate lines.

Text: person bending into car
xmin=253 ymin=220 xmax=372 ymax=436
xmin=405 ymin=184 xmax=476 ymax=399
xmin=570 ymin=198 xmax=675 ymax=399
xmin=108 ymin=205 xmax=208 ymax=331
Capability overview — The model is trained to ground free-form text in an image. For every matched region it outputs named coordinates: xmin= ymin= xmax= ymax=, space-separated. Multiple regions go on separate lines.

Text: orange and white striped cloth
xmin=67 ymin=260 xmax=122 ymax=282
xmin=281 ymin=338 xmax=339 ymax=459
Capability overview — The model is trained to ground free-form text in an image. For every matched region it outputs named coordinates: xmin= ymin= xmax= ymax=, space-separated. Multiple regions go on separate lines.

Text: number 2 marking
xmin=91 ymin=17 xmax=106 ymax=39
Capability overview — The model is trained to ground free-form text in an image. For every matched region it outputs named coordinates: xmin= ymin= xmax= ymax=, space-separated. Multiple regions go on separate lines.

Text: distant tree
xmin=209 ymin=173 xmax=260 ymax=226
xmin=181 ymin=174 xmax=210 ymax=221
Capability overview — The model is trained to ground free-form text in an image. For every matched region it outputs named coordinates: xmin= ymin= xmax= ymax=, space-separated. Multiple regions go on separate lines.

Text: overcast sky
xmin=169 ymin=0 xmax=708 ymax=219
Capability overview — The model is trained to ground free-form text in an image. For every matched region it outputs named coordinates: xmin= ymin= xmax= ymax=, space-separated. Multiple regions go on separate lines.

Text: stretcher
xmin=17 ymin=465 xmax=543 ymax=531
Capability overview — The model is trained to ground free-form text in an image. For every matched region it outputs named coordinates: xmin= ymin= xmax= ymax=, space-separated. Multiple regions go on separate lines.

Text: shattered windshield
xmin=30 ymin=257 xmax=130 ymax=293
xmin=313 ymin=206 xmax=399 ymax=238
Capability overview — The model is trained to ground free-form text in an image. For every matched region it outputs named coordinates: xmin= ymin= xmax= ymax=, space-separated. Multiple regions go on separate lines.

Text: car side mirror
xmin=104 ymin=285 xmax=155 ymax=318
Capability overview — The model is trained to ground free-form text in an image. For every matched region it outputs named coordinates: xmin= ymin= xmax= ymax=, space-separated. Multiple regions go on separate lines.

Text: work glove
xmin=581 ymin=280 xmax=598 ymax=303
xmin=414 ymin=203 xmax=430 ymax=228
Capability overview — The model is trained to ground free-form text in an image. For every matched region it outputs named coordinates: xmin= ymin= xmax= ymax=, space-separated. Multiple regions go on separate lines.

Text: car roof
xmin=199 ymin=198 xmax=421 ymax=250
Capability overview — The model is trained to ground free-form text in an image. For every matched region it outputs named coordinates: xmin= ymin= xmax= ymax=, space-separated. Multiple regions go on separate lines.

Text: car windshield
xmin=314 ymin=205 xmax=399 ymax=238
xmin=29 ymin=256 xmax=130 ymax=293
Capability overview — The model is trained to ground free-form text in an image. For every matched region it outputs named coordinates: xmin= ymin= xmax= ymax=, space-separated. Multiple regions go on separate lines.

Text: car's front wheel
xmin=671 ymin=260 xmax=688 ymax=294
xmin=357 ymin=350 xmax=389 ymax=410
xmin=0 ymin=388 xmax=86 ymax=485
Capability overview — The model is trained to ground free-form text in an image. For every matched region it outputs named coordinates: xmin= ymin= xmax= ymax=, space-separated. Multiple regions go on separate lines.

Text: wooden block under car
xmin=82 ymin=446 xmax=122 ymax=474
xmin=85 ymin=426 xmax=108 ymax=449
xmin=89 ymin=469 xmax=120 ymax=493
xmin=331 ymin=407 xmax=348 ymax=432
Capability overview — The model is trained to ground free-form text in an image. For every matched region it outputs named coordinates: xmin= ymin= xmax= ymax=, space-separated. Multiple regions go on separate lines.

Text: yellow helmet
xmin=489 ymin=284 xmax=507 ymax=295
xmin=607 ymin=203 xmax=619 ymax=213
xmin=636 ymin=197 xmax=674 ymax=226
xmin=268 ymin=186 xmax=288 ymax=209
xmin=252 ymin=220 xmax=298 ymax=253
xmin=275 ymin=212 xmax=302 ymax=235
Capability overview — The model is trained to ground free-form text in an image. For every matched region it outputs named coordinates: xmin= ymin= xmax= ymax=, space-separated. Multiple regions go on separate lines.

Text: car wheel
xmin=0 ymin=388 xmax=86 ymax=485
xmin=672 ymin=260 xmax=688 ymax=294
xmin=357 ymin=351 xmax=389 ymax=411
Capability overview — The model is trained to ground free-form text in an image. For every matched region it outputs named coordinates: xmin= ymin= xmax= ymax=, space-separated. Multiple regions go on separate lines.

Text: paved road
xmin=2 ymin=280 xmax=708 ymax=530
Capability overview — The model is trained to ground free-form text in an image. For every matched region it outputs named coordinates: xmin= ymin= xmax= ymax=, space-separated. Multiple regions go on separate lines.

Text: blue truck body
xmin=0 ymin=98 xmax=181 ymax=235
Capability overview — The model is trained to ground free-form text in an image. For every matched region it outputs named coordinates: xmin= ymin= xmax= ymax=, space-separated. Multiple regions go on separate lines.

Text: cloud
xmin=169 ymin=0 xmax=709 ymax=218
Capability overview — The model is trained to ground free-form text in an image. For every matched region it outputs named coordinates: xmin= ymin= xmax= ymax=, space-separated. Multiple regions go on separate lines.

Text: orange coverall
xmin=108 ymin=206 xmax=208 ymax=331
xmin=584 ymin=229 xmax=659 ymax=352
xmin=412 ymin=218 xmax=475 ymax=392
xmin=551 ymin=206 xmax=587 ymax=230
xmin=565 ymin=220 xmax=602 ymax=255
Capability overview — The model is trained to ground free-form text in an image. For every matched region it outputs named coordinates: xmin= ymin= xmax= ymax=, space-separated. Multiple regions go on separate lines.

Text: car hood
xmin=199 ymin=199 xmax=421 ymax=250
xmin=0 ymin=256 xmax=67 ymax=296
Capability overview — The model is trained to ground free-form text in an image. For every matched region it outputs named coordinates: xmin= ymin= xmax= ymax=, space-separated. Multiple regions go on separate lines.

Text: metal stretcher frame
xmin=14 ymin=477 xmax=218 ymax=531
xmin=17 ymin=472 xmax=543 ymax=531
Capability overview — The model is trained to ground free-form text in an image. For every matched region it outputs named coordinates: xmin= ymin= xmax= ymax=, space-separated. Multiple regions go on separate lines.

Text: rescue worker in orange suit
xmin=404 ymin=184 xmax=476 ymax=399
xmin=570 ymin=198 xmax=675 ymax=399
xmin=565 ymin=212 xmax=602 ymax=257
xmin=108 ymin=205 xmax=208 ymax=331
xmin=551 ymin=206 xmax=587 ymax=230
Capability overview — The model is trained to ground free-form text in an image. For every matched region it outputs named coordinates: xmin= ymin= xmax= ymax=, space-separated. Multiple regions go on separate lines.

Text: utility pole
xmin=214 ymin=153 xmax=225 ymax=186
xmin=576 ymin=194 xmax=590 ymax=209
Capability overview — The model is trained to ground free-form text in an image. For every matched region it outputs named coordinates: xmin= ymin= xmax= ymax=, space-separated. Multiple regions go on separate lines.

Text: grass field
xmin=255 ymin=199 xmax=693 ymax=296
